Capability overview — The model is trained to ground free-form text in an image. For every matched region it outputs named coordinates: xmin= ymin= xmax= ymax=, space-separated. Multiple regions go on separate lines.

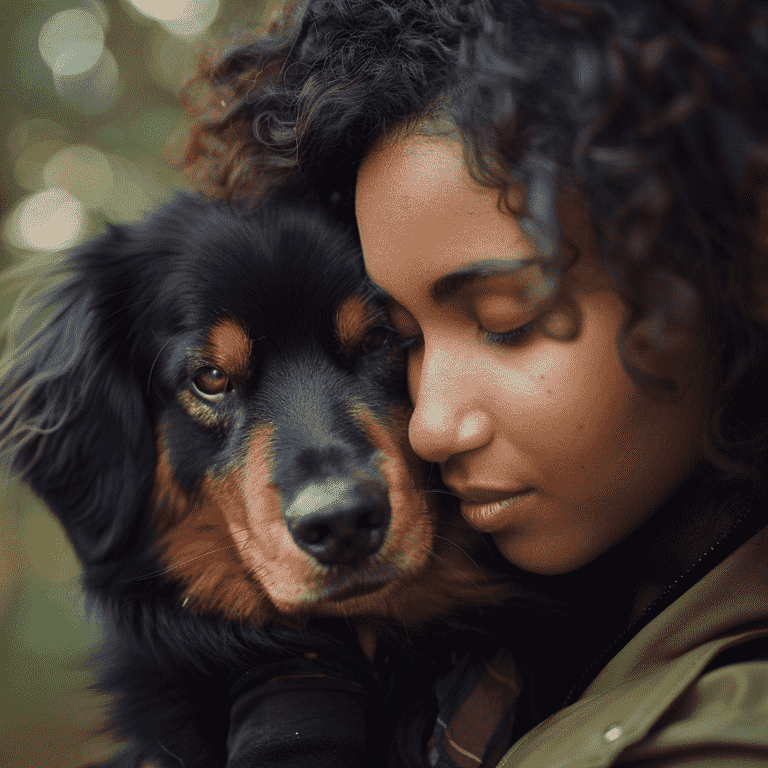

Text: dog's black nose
xmin=286 ymin=478 xmax=390 ymax=566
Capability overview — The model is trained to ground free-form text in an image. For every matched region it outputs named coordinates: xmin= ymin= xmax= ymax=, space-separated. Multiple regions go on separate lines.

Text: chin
xmin=492 ymin=529 xmax=597 ymax=576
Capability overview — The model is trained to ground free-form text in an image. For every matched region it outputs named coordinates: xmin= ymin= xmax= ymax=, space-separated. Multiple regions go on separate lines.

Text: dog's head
xmin=0 ymin=195 xmax=510 ymax=628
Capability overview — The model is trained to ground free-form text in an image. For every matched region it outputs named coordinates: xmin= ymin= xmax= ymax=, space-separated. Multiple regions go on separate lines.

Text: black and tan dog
xmin=0 ymin=195 xmax=522 ymax=767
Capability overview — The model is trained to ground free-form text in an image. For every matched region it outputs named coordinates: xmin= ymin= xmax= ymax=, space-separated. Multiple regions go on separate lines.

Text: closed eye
xmin=483 ymin=320 xmax=536 ymax=347
xmin=385 ymin=322 xmax=536 ymax=352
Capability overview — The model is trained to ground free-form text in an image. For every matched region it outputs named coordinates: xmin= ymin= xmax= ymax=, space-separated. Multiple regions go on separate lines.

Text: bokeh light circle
xmin=39 ymin=10 xmax=104 ymax=76
xmin=126 ymin=0 xmax=219 ymax=36
xmin=13 ymin=140 xmax=68 ymax=191
xmin=6 ymin=189 xmax=86 ymax=252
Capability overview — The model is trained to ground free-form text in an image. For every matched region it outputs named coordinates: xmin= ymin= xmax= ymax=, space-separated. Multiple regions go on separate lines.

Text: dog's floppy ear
xmin=0 ymin=237 xmax=155 ymax=566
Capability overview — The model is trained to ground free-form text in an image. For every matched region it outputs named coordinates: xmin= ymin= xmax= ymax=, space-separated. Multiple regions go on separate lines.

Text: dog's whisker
xmin=118 ymin=530 xmax=249 ymax=583
xmin=116 ymin=546 xmax=233 ymax=582
xmin=157 ymin=741 xmax=186 ymax=768
xmin=427 ymin=462 xmax=438 ymax=489
xmin=432 ymin=533 xmax=486 ymax=575
xmin=425 ymin=550 xmax=452 ymax=569
xmin=400 ymin=602 xmax=411 ymax=644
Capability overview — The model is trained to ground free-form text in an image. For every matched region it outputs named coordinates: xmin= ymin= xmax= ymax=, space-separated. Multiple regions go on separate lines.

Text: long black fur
xmin=0 ymin=195 xmax=421 ymax=767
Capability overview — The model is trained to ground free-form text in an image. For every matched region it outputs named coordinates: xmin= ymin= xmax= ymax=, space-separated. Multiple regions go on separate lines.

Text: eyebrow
xmin=367 ymin=258 xmax=542 ymax=306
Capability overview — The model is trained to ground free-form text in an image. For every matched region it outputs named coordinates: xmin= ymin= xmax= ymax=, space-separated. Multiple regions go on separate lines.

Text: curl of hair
xmin=179 ymin=0 xmax=768 ymax=484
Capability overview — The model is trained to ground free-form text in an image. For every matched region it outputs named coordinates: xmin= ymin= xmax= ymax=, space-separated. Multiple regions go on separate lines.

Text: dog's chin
xmin=319 ymin=575 xmax=397 ymax=604
xmin=269 ymin=559 xmax=423 ymax=619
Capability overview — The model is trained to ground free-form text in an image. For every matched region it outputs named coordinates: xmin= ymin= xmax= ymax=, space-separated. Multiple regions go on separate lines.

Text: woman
xmin=182 ymin=0 xmax=768 ymax=765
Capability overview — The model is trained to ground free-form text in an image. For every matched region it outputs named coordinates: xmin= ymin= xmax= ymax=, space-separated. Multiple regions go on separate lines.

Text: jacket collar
xmin=561 ymin=469 xmax=768 ymax=706
xmin=583 ymin=516 xmax=768 ymax=700
xmin=563 ymin=476 xmax=768 ymax=706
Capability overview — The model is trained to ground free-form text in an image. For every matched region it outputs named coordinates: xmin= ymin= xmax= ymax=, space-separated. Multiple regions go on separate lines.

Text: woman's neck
xmin=514 ymin=462 xmax=758 ymax=728
xmin=553 ymin=462 xmax=741 ymax=616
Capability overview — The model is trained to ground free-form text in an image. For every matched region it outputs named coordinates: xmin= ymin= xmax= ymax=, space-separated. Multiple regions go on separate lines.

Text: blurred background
xmin=1 ymin=1 xmax=272 ymax=764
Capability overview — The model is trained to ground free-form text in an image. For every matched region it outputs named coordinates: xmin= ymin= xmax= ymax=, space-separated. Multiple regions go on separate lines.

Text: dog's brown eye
xmin=192 ymin=368 xmax=230 ymax=401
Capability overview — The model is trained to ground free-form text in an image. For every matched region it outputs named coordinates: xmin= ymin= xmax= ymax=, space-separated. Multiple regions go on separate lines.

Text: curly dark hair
xmin=179 ymin=0 xmax=768 ymax=484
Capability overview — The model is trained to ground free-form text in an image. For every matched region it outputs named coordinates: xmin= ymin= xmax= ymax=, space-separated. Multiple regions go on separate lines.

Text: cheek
xmin=532 ymin=332 xmax=626 ymax=452
xmin=487 ymin=314 xmax=638 ymax=469
xmin=503 ymin=329 xmax=699 ymax=510
xmin=489 ymin=348 xmax=593 ymax=458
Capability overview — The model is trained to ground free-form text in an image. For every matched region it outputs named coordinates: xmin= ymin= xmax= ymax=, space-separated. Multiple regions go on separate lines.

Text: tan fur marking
xmin=334 ymin=295 xmax=379 ymax=353
xmin=151 ymin=425 xmax=337 ymax=625
xmin=226 ymin=428 xmax=349 ymax=614
xmin=203 ymin=317 xmax=251 ymax=379
xmin=151 ymin=425 xmax=277 ymax=625
xmin=178 ymin=388 xmax=223 ymax=429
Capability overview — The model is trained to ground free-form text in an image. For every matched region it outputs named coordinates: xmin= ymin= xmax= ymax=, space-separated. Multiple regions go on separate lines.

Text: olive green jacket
xmin=498 ymin=526 xmax=768 ymax=768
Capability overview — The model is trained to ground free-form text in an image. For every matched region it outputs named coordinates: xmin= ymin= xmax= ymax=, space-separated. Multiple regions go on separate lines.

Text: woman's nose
xmin=407 ymin=343 xmax=494 ymax=464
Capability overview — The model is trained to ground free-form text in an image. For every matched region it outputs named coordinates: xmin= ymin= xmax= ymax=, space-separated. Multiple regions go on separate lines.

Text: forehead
xmin=357 ymin=133 xmax=537 ymax=300
xmin=356 ymin=133 xmax=605 ymax=306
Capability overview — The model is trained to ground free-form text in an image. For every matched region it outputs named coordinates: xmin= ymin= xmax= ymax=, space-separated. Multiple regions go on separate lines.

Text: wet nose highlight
xmin=286 ymin=477 xmax=390 ymax=566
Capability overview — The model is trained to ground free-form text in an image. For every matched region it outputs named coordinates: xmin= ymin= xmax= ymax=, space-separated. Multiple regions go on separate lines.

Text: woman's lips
xmin=459 ymin=488 xmax=535 ymax=532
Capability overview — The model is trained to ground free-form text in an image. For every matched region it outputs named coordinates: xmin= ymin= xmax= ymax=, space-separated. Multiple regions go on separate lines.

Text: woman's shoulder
xmin=614 ymin=647 xmax=768 ymax=767
xmin=498 ymin=523 xmax=768 ymax=768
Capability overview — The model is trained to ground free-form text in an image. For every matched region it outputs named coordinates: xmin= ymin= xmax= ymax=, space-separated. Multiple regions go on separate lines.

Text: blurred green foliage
xmin=1 ymin=1 xmax=270 ymax=765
